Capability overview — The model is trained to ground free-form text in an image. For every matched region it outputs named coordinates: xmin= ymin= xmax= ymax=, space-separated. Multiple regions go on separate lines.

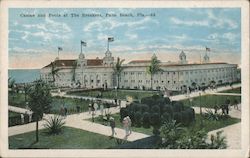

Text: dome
xmin=79 ymin=53 xmax=85 ymax=59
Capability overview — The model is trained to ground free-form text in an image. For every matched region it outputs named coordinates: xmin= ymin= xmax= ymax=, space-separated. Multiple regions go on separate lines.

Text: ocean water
xmin=8 ymin=69 xmax=40 ymax=83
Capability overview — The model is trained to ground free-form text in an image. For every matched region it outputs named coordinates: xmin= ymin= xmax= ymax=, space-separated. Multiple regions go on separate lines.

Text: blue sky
xmin=9 ymin=8 xmax=241 ymax=68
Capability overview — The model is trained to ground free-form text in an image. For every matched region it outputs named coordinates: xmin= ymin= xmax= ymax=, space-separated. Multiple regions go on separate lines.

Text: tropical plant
xmin=23 ymin=83 xmax=31 ymax=103
xmin=146 ymin=54 xmax=162 ymax=90
xmin=8 ymin=77 xmax=16 ymax=99
xmin=28 ymin=80 xmax=52 ymax=142
xmin=43 ymin=115 xmax=65 ymax=135
xmin=210 ymin=131 xmax=227 ymax=149
xmin=49 ymin=61 xmax=61 ymax=85
xmin=71 ymin=61 xmax=78 ymax=83
xmin=191 ymin=82 xmax=197 ymax=91
xmin=113 ymin=57 xmax=125 ymax=89
xmin=160 ymin=120 xmax=184 ymax=148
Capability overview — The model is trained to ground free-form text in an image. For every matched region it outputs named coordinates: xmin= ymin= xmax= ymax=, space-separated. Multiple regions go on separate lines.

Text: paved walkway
xmin=8 ymin=105 xmax=149 ymax=141
xmin=9 ymin=84 xmax=242 ymax=148
xmin=208 ymin=92 xmax=241 ymax=96
xmin=207 ymin=123 xmax=241 ymax=149
xmin=9 ymin=105 xmax=32 ymax=114
xmin=170 ymin=83 xmax=241 ymax=101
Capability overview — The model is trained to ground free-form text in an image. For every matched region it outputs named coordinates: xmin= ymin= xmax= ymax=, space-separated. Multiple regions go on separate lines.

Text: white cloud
xmin=17 ymin=17 xmax=72 ymax=43
xmin=83 ymin=17 xmax=158 ymax=32
xmin=206 ymin=10 xmax=238 ymax=29
xmin=170 ymin=17 xmax=209 ymax=27
xmin=125 ymin=32 xmax=138 ymax=40
xmin=222 ymin=32 xmax=238 ymax=42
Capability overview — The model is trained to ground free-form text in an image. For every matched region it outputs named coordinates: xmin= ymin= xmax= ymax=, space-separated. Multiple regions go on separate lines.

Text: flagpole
xmin=81 ymin=41 xmax=82 ymax=54
xmin=107 ymin=40 xmax=109 ymax=51
xmin=58 ymin=48 xmax=59 ymax=59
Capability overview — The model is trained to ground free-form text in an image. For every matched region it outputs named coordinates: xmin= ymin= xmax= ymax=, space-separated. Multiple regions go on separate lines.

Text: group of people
xmin=214 ymin=98 xmax=240 ymax=115
xmin=109 ymin=116 xmax=132 ymax=139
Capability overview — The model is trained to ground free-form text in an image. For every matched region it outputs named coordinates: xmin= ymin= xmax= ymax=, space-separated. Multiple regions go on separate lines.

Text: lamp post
xmin=199 ymin=92 xmax=203 ymax=128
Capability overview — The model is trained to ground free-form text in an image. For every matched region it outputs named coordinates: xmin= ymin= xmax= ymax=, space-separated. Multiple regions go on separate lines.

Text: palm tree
xmin=49 ymin=62 xmax=61 ymax=86
xmin=23 ymin=83 xmax=31 ymax=103
xmin=146 ymin=54 xmax=162 ymax=90
xmin=8 ymin=77 xmax=16 ymax=99
xmin=113 ymin=57 xmax=125 ymax=89
xmin=191 ymin=82 xmax=197 ymax=91
xmin=28 ymin=80 xmax=52 ymax=142
xmin=71 ymin=61 xmax=78 ymax=83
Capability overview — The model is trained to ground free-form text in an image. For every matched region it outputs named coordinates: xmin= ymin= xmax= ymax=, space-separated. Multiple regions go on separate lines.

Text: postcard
xmin=0 ymin=0 xmax=249 ymax=158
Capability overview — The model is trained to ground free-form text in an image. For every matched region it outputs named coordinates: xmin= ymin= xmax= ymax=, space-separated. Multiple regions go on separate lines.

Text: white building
xmin=40 ymin=50 xmax=239 ymax=91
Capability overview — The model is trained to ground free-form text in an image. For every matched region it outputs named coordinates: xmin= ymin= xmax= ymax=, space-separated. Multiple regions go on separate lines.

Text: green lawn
xmin=9 ymin=93 xmax=90 ymax=115
xmin=89 ymin=113 xmax=240 ymax=136
xmin=67 ymin=89 xmax=157 ymax=100
xmin=219 ymin=87 xmax=241 ymax=94
xmin=186 ymin=114 xmax=240 ymax=133
xmin=180 ymin=94 xmax=241 ymax=108
xmin=9 ymin=127 xmax=120 ymax=149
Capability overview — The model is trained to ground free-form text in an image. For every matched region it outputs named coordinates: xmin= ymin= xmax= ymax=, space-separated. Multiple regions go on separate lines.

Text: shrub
xmin=134 ymin=111 xmax=142 ymax=127
xmin=173 ymin=112 xmax=182 ymax=124
xmin=162 ymin=112 xmax=171 ymax=123
xmin=163 ymin=105 xmax=173 ymax=118
xmin=120 ymin=107 xmax=129 ymax=121
xmin=150 ymin=113 xmax=161 ymax=135
xmin=172 ymin=102 xmax=184 ymax=112
xmin=141 ymin=104 xmax=150 ymax=113
xmin=151 ymin=105 xmax=160 ymax=113
xmin=43 ymin=115 xmax=65 ymax=135
xmin=142 ymin=112 xmax=151 ymax=128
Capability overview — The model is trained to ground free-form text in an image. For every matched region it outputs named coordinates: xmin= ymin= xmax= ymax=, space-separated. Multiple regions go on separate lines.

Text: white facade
xmin=40 ymin=51 xmax=238 ymax=91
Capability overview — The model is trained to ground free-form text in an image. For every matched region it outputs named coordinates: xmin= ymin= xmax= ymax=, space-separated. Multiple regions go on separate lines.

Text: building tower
xmin=103 ymin=50 xmax=114 ymax=66
xmin=179 ymin=50 xmax=187 ymax=64
xmin=203 ymin=53 xmax=210 ymax=63
xmin=77 ymin=52 xmax=87 ymax=67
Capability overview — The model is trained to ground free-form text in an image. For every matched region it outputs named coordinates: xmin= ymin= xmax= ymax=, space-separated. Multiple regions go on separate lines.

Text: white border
xmin=0 ymin=0 xmax=249 ymax=158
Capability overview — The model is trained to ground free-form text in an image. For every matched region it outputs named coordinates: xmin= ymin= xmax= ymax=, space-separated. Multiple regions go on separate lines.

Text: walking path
xmin=8 ymin=84 xmax=242 ymax=148
xmin=208 ymin=123 xmax=241 ymax=149
xmin=8 ymin=105 xmax=149 ymax=141
xmin=170 ymin=84 xmax=241 ymax=101
xmin=8 ymin=105 xmax=32 ymax=114
xmin=208 ymin=92 xmax=241 ymax=96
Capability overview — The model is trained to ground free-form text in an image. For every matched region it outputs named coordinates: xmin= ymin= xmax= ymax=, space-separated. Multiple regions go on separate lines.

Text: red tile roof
xmin=128 ymin=60 xmax=151 ymax=64
xmin=43 ymin=60 xmax=76 ymax=68
xmin=43 ymin=59 xmax=104 ymax=68
xmin=87 ymin=59 xmax=103 ymax=66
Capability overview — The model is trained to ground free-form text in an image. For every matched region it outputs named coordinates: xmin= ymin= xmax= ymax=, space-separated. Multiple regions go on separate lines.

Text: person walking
xmin=64 ymin=106 xmax=68 ymax=117
xmin=118 ymin=99 xmax=122 ymax=109
xmin=127 ymin=116 xmax=132 ymax=135
xmin=110 ymin=117 xmax=116 ymax=138
xmin=100 ymin=103 xmax=104 ymax=116
xmin=123 ymin=117 xmax=129 ymax=139
xmin=60 ymin=105 xmax=64 ymax=116
xmin=88 ymin=102 xmax=92 ymax=114
xmin=94 ymin=101 xmax=98 ymax=114
xmin=76 ymin=105 xmax=80 ymax=114
xmin=233 ymin=99 xmax=239 ymax=110
xmin=21 ymin=114 xmax=24 ymax=124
